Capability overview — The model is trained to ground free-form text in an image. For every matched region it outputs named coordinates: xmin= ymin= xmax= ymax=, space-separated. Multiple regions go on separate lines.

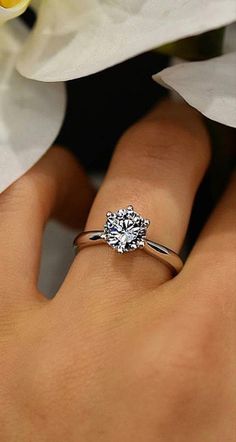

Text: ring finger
xmin=66 ymin=99 xmax=211 ymax=294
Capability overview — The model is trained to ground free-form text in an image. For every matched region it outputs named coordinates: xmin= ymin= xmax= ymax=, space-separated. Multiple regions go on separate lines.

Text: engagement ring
xmin=74 ymin=206 xmax=183 ymax=274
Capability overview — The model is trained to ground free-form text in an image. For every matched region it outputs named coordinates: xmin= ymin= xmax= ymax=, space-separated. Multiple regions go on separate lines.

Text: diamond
xmin=103 ymin=206 xmax=150 ymax=253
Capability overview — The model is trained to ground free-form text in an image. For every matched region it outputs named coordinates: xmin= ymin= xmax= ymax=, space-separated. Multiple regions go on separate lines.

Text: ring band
xmin=74 ymin=206 xmax=183 ymax=275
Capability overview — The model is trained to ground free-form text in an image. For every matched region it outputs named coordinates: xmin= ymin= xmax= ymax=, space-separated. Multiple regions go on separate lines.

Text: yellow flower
xmin=0 ymin=0 xmax=22 ymax=7
xmin=0 ymin=0 xmax=30 ymax=25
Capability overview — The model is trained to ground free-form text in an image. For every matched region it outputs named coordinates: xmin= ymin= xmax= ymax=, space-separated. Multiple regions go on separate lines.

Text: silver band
xmin=74 ymin=230 xmax=183 ymax=274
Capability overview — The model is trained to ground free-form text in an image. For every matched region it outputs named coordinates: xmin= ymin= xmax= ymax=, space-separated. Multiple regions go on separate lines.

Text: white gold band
xmin=74 ymin=230 xmax=183 ymax=274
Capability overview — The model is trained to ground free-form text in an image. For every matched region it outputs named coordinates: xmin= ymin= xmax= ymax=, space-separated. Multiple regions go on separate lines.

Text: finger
xmin=183 ymin=173 xmax=236 ymax=292
xmin=0 ymin=146 xmax=94 ymax=305
xmin=65 ymin=99 xmax=210 ymax=294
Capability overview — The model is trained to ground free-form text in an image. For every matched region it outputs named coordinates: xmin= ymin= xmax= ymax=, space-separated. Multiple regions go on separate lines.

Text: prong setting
xmin=104 ymin=205 xmax=150 ymax=253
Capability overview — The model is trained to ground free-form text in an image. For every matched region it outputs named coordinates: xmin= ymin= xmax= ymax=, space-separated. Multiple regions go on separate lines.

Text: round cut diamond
xmin=103 ymin=206 xmax=150 ymax=253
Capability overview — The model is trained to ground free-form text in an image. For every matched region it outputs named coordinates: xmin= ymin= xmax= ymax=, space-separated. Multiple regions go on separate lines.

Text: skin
xmin=0 ymin=99 xmax=235 ymax=441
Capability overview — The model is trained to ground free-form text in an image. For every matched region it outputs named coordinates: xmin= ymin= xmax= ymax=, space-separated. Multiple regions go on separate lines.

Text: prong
xmin=106 ymin=211 xmax=112 ymax=217
xmin=127 ymin=205 xmax=133 ymax=211
xmin=145 ymin=219 xmax=150 ymax=227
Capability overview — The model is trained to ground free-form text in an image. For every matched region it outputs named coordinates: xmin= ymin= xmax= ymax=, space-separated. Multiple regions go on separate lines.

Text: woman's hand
xmin=0 ymin=99 xmax=235 ymax=442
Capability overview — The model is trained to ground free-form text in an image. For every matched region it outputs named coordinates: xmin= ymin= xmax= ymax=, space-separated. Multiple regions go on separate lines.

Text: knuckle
xmin=131 ymin=310 xmax=223 ymax=400
xmin=118 ymin=116 xmax=210 ymax=175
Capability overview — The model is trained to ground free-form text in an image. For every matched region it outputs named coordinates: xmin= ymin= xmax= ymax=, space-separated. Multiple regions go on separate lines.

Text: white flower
xmin=17 ymin=0 xmax=236 ymax=81
xmin=153 ymin=20 xmax=236 ymax=128
xmin=1 ymin=1 xmax=236 ymax=192
xmin=0 ymin=0 xmax=66 ymax=192
xmin=154 ymin=52 xmax=236 ymax=128
xmin=16 ymin=0 xmax=236 ymax=131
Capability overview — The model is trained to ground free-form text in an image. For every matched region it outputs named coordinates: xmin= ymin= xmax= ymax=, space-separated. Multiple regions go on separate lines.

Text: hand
xmin=0 ymin=99 xmax=235 ymax=442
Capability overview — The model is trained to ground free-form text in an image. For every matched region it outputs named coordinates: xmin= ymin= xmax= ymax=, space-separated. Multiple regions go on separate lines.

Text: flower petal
xmin=224 ymin=23 xmax=236 ymax=53
xmin=0 ymin=0 xmax=30 ymax=24
xmin=0 ymin=20 xmax=66 ymax=192
xmin=17 ymin=0 xmax=236 ymax=81
xmin=153 ymin=52 xmax=236 ymax=128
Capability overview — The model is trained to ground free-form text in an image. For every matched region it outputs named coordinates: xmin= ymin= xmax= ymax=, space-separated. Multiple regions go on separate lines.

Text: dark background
xmin=56 ymin=52 xmax=168 ymax=171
